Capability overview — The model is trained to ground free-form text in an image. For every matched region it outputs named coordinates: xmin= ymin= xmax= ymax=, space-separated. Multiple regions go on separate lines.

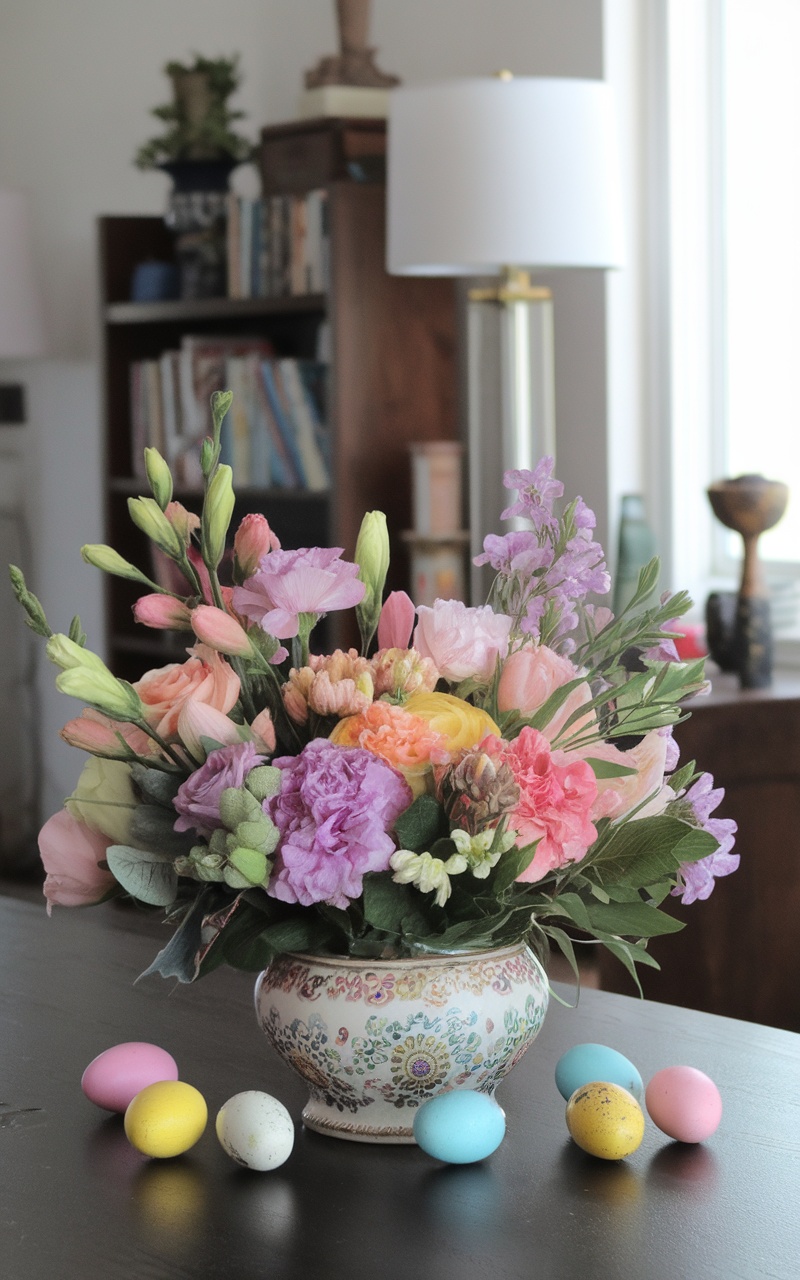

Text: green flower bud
xmin=128 ymin=496 xmax=183 ymax=558
xmin=9 ymin=565 xmax=52 ymax=638
xmin=55 ymin=666 xmax=144 ymax=722
xmin=202 ymin=464 xmax=235 ymax=568
xmin=355 ymin=510 xmax=389 ymax=649
xmin=46 ymin=633 xmax=109 ymax=675
xmin=227 ymin=845 xmax=268 ymax=886
xmin=81 ymin=544 xmax=155 ymax=587
xmin=144 ymin=448 xmax=173 ymax=510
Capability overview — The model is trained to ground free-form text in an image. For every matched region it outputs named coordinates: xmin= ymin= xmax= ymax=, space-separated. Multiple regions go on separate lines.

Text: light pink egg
xmin=81 ymin=1042 xmax=179 ymax=1113
xmin=645 ymin=1065 xmax=722 ymax=1143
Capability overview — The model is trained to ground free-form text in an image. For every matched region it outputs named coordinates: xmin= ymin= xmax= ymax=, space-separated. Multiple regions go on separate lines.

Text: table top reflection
xmin=2 ymin=895 xmax=798 ymax=1280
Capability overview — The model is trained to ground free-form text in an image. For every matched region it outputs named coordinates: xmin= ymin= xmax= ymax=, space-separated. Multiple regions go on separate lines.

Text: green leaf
xmin=590 ymin=815 xmax=717 ymax=885
xmin=585 ymin=757 xmax=639 ymax=779
xmin=490 ymin=840 xmax=539 ymax=894
xmin=361 ymin=873 xmax=435 ymax=938
xmin=106 ymin=845 xmax=178 ymax=906
xmin=668 ymin=760 xmax=698 ymax=794
xmin=393 ymin=794 xmax=446 ymax=852
xmin=581 ymin=898 xmax=685 ymax=938
xmin=130 ymin=762 xmax=183 ymax=807
xmin=136 ymin=893 xmax=213 ymax=983
xmin=129 ymin=805 xmax=194 ymax=857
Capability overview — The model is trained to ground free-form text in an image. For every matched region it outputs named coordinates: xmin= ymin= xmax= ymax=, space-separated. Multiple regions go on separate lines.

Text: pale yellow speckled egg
xmin=565 ymin=1081 xmax=645 ymax=1160
xmin=124 ymin=1080 xmax=208 ymax=1158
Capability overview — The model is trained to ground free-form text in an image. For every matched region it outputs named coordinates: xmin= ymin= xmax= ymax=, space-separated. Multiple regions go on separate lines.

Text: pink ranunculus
xmin=378 ymin=590 xmax=416 ymax=650
xmin=133 ymin=594 xmax=194 ymax=631
xmin=496 ymin=644 xmax=596 ymax=743
xmin=233 ymin=512 xmax=281 ymax=579
xmin=489 ymin=727 xmax=598 ymax=882
xmin=38 ymin=809 xmax=117 ymax=913
xmin=60 ymin=708 xmax=156 ymax=758
xmin=586 ymin=730 xmax=673 ymax=822
xmin=413 ymin=599 xmax=513 ymax=683
xmin=191 ymin=605 xmax=253 ymax=656
xmin=134 ymin=644 xmax=240 ymax=740
xmin=232 ymin=546 xmax=366 ymax=639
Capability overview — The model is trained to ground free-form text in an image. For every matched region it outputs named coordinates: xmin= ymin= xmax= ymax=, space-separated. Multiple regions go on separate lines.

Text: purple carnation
xmin=173 ymin=741 xmax=266 ymax=838
xmin=267 ymin=738 xmax=412 ymax=909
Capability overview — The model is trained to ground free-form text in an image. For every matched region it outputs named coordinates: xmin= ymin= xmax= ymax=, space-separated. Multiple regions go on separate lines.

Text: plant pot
xmin=161 ymin=159 xmax=238 ymax=300
xmin=253 ymin=942 xmax=549 ymax=1143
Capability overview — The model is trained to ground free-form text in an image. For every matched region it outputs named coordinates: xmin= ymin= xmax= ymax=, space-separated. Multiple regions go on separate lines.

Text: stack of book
xmin=227 ymin=189 xmax=330 ymax=299
xmin=129 ymin=335 xmax=331 ymax=492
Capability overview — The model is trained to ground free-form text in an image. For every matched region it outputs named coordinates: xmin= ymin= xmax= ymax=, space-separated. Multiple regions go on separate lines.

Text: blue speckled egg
xmin=413 ymin=1091 xmax=506 ymax=1164
xmin=556 ymin=1043 xmax=643 ymax=1102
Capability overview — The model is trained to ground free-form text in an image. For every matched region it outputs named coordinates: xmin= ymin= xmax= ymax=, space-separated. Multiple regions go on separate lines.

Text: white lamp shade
xmin=0 ymin=190 xmax=46 ymax=357
xmin=387 ymin=77 xmax=624 ymax=275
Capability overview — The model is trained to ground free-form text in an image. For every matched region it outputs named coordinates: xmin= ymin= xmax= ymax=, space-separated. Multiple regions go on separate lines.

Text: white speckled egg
xmin=216 ymin=1091 xmax=295 ymax=1171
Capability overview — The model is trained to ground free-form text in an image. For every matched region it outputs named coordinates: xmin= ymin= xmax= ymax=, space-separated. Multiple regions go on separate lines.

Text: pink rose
xmin=134 ymin=644 xmax=240 ymax=740
xmin=413 ymin=599 xmax=512 ymax=683
xmin=38 ymin=809 xmax=116 ymax=912
xmin=487 ymin=727 xmax=597 ymax=881
xmin=584 ymin=730 xmax=673 ymax=822
xmin=497 ymin=644 xmax=596 ymax=743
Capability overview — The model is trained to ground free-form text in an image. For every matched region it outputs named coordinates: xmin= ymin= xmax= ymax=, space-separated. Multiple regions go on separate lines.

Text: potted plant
xmin=135 ymin=55 xmax=253 ymax=298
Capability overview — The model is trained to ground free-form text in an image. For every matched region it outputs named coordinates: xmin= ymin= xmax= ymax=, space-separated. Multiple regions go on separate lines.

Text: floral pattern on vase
xmin=254 ymin=942 xmax=549 ymax=1142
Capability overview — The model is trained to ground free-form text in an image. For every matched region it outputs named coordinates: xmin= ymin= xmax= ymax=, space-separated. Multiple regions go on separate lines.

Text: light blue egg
xmin=555 ymin=1043 xmax=644 ymax=1102
xmin=413 ymin=1091 xmax=506 ymax=1164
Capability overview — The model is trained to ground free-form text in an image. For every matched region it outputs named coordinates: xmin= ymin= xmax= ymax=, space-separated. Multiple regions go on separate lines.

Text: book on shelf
xmin=128 ymin=338 xmax=331 ymax=493
xmin=226 ymin=188 xmax=330 ymax=300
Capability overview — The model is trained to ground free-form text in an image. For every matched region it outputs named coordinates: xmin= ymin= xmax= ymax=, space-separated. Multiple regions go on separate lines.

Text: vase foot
xmin=302 ymin=1101 xmax=415 ymax=1143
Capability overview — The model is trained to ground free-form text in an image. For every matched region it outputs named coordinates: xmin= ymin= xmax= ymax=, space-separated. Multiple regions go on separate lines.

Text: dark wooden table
xmin=2 ymin=896 xmax=798 ymax=1280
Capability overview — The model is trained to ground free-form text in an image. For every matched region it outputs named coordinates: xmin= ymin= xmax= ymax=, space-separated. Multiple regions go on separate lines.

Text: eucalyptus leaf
xmin=136 ymin=894 xmax=212 ymax=983
xmin=219 ymin=785 xmax=262 ymax=830
xmin=130 ymin=762 xmax=183 ymax=807
xmin=246 ymin=765 xmax=282 ymax=802
xmin=106 ymin=844 xmax=178 ymax=906
xmin=129 ymin=805 xmax=194 ymax=858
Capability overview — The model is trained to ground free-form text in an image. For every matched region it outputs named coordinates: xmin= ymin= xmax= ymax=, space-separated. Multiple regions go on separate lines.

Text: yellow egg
xmin=124 ymin=1080 xmax=208 ymax=1159
xmin=565 ymin=1081 xmax=645 ymax=1160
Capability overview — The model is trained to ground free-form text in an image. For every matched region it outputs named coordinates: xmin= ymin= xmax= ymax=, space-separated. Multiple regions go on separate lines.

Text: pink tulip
xmin=191 ymin=605 xmax=253 ymax=656
xmin=38 ymin=809 xmax=117 ymax=912
xmin=60 ymin=708 xmax=154 ymax=758
xmin=497 ymin=644 xmax=596 ymax=743
xmin=133 ymin=594 xmax=194 ymax=631
xmin=251 ymin=707 xmax=276 ymax=753
xmin=378 ymin=591 xmax=416 ymax=650
xmin=177 ymin=697 xmax=243 ymax=758
xmin=234 ymin=512 xmax=281 ymax=579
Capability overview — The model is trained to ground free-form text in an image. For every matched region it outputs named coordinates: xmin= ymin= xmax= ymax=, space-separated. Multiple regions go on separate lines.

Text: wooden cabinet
xmin=597 ymin=674 xmax=800 ymax=1032
xmin=98 ymin=151 xmax=457 ymax=680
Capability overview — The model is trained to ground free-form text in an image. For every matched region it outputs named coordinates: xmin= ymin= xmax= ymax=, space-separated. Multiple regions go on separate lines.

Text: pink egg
xmin=645 ymin=1066 xmax=722 ymax=1143
xmin=81 ymin=1042 xmax=179 ymax=1113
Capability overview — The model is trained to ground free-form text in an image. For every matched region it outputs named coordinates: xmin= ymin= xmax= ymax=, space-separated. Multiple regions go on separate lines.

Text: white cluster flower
xmin=390 ymin=849 xmax=468 ymax=907
xmin=450 ymin=827 xmax=515 ymax=879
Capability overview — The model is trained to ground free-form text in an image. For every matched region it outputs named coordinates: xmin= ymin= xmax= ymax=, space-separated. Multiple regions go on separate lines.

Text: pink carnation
xmin=487 ymin=727 xmax=598 ymax=881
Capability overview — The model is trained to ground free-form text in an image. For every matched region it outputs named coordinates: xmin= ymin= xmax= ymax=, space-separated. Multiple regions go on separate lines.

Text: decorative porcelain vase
xmin=253 ymin=942 xmax=549 ymax=1143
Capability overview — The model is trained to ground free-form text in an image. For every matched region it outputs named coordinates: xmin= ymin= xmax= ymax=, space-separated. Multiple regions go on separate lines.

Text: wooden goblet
xmin=707 ymin=474 xmax=789 ymax=688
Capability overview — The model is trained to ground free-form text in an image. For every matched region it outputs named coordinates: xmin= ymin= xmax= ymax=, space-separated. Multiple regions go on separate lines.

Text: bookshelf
xmin=98 ymin=123 xmax=458 ymax=679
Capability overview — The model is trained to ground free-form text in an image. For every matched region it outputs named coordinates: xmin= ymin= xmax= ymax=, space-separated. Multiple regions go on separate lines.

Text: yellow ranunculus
xmin=403 ymin=692 xmax=500 ymax=755
xmin=65 ymin=757 xmax=137 ymax=846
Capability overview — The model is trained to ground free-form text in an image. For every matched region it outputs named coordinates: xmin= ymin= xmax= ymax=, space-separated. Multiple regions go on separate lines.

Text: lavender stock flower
xmin=673 ymin=772 xmax=739 ymax=904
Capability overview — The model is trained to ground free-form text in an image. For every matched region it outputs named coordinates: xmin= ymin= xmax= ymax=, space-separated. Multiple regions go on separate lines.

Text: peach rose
xmin=134 ymin=643 xmax=240 ymax=740
xmin=497 ymin=644 xmax=596 ymax=744
xmin=38 ymin=809 xmax=117 ymax=913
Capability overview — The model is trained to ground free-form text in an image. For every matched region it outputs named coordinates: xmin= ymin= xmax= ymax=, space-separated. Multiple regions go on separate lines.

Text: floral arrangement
xmin=11 ymin=391 xmax=738 ymax=989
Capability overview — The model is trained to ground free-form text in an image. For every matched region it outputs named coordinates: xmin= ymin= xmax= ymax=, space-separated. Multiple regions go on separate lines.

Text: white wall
xmin=0 ymin=0 xmax=606 ymax=823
